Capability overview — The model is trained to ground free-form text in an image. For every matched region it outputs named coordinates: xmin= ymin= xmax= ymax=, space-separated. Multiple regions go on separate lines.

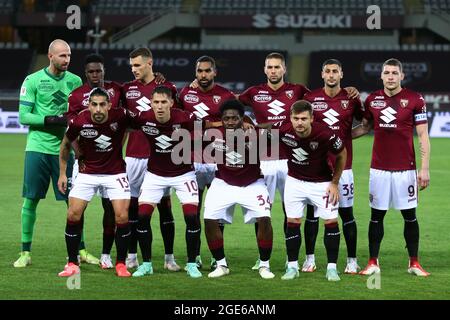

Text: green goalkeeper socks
xmin=21 ymin=198 xmax=39 ymax=251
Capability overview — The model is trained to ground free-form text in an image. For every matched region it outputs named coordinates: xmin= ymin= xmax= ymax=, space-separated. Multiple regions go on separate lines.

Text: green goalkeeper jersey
xmin=19 ymin=67 xmax=82 ymax=155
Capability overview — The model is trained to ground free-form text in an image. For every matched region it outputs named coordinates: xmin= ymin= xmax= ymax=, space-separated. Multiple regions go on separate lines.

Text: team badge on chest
xmin=286 ymin=90 xmax=294 ymax=99
xmin=213 ymin=95 xmax=221 ymax=104
xmin=341 ymin=100 xmax=349 ymax=110
xmin=400 ymin=99 xmax=409 ymax=108
xmin=309 ymin=141 xmax=319 ymax=150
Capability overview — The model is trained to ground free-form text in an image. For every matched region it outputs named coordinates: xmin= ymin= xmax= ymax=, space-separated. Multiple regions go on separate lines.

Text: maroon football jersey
xmin=239 ymin=82 xmax=309 ymax=160
xmin=121 ymin=79 xmax=178 ymax=158
xmin=364 ymin=88 xmax=427 ymax=171
xmin=179 ymin=84 xmax=235 ymax=122
xmin=239 ymin=82 xmax=309 ymax=124
xmin=278 ymin=121 xmax=344 ymax=182
xmin=66 ymin=81 xmax=122 ymax=121
xmin=203 ymin=127 xmax=264 ymax=187
xmin=304 ymin=88 xmax=363 ymax=170
xmin=131 ymin=108 xmax=200 ymax=177
xmin=65 ymin=108 xmax=128 ymax=174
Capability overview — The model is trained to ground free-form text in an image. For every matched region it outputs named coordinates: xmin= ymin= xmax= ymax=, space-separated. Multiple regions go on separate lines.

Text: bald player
xmin=14 ymin=39 xmax=98 ymax=267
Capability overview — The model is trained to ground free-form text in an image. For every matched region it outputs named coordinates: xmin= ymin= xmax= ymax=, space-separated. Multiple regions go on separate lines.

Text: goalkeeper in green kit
xmin=14 ymin=39 xmax=99 ymax=267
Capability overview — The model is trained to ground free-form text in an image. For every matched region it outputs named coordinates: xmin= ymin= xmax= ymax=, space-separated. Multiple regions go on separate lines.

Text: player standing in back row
xmin=353 ymin=58 xmax=430 ymax=277
xmin=179 ymin=55 xmax=235 ymax=269
xmin=301 ymin=59 xmax=364 ymax=274
xmin=122 ymin=48 xmax=180 ymax=271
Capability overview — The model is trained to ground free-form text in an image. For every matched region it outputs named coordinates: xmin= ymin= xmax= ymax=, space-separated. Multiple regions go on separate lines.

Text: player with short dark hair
xmin=203 ymin=99 xmax=275 ymax=279
xmin=353 ymin=58 xmax=431 ymax=277
xmin=122 ymin=48 xmax=181 ymax=271
xmin=66 ymin=53 xmax=123 ymax=269
xmin=57 ymin=87 xmax=132 ymax=278
xmin=179 ymin=55 xmax=236 ymax=269
xmin=129 ymin=86 xmax=220 ymax=278
xmin=267 ymin=100 xmax=347 ymax=281
xmin=14 ymin=39 xmax=88 ymax=268
xmin=301 ymin=59 xmax=364 ymax=274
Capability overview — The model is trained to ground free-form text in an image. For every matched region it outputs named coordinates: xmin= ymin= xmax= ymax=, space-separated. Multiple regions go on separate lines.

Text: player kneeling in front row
xmin=266 ymin=100 xmax=347 ymax=281
xmin=203 ymin=99 xmax=275 ymax=279
xmin=57 ymin=87 xmax=132 ymax=278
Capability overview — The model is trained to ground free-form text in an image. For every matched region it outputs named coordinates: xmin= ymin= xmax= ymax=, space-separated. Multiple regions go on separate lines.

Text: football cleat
xmin=210 ymin=257 xmax=217 ymax=270
xmin=281 ymin=267 xmax=299 ymax=280
xmin=301 ymin=259 xmax=317 ymax=273
xmin=132 ymin=262 xmax=153 ymax=277
xmin=13 ymin=251 xmax=31 ymax=268
xmin=359 ymin=259 xmax=380 ymax=276
xmin=58 ymin=262 xmax=80 ymax=277
xmin=164 ymin=259 xmax=181 ymax=272
xmin=195 ymin=255 xmax=203 ymax=269
xmin=408 ymin=262 xmax=430 ymax=277
xmin=115 ymin=263 xmax=131 ymax=277
xmin=251 ymin=258 xmax=260 ymax=270
xmin=208 ymin=265 xmax=230 ymax=278
xmin=185 ymin=263 xmax=202 ymax=278
xmin=344 ymin=258 xmax=360 ymax=274
xmin=100 ymin=254 xmax=114 ymax=269
xmin=79 ymin=249 xmax=100 ymax=265
xmin=126 ymin=255 xmax=139 ymax=269
xmin=259 ymin=267 xmax=275 ymax=279
xmin=326 ymin=268 xmax=341 ymax=281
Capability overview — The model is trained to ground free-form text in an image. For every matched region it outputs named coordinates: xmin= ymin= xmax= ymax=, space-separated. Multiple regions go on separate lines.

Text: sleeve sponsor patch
xmin=415 ymin=113 xmax=427 ymax=122
xmin=20 ymin=86 xmax=27 ymax=96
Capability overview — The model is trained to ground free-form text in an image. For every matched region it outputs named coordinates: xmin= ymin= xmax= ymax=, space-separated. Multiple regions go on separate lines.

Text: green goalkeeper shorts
xmin=22 ymin=151 xmax=74 ymax=200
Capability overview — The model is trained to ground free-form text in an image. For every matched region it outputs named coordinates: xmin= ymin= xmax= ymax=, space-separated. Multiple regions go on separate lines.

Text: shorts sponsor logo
xmin=184 ymin=94 xmax=199 ymax=103
xmin=80 ymin=129 xmax=98 ymax=138
xmin=253 ymin=94 xmax=272 ymax=102
xmin=281 ymin=136 xmax=298 ymax=147
xmin=312 ymin=101 xmax=328 ymax=111
xmin=370 ymin=100 xmax=386 ymax=109
xmin=142 ymin=126 xmax=159 ymax=135
xmin=126 ymin=90 xmax=141 ymax=99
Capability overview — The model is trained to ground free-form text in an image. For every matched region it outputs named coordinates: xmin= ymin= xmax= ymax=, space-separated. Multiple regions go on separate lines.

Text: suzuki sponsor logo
xmin=155 ymin=135 xmax=172 ymax=150
xmin=252 ymin=14 xmax=351 ymax=29
xmin=193 ymin=102 xmax=210 ymax=119
xmin=292 ymin=147 xmax=309 ymax=162
xmin=136 ymin=96 xmax=152 ymax=112
xmin=95 ymin=135 xmax=112 ymax=150
xmin=323 ymin=109 xmax=340 ymax=126
xmin=267 ymin=100 xmax=285 ymax=116
xmin=380 ymin=107 xmax=397 ymax=127
xmin=225 ymin=151 xmax=243 ymax=165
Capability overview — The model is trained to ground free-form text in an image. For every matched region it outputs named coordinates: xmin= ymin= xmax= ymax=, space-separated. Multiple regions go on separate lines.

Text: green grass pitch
xmin=0 ymin=134 xmax=449 ymax=300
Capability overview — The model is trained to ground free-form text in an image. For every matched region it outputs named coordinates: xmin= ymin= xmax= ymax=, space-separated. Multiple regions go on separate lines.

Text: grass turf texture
xmin=0 ymin=134 xmax=449 ymax=300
